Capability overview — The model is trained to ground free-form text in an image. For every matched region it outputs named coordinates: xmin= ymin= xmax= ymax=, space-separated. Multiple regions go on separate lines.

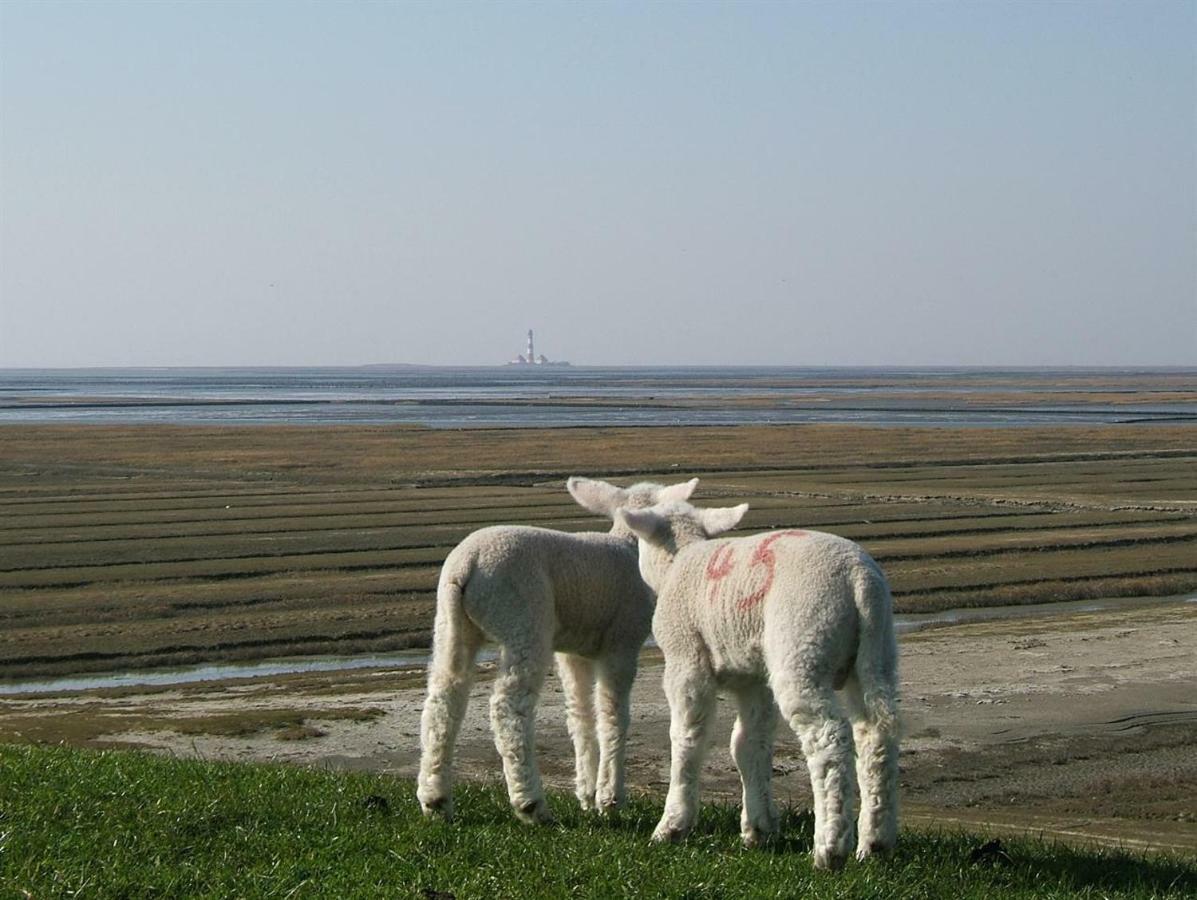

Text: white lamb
xmin=620 ymin=500 xmax=899 ymax=870
xmin=417 ymin=476 xmax=700 ymax=825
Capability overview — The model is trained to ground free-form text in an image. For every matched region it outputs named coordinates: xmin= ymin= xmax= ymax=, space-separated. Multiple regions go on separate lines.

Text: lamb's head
xmin=617 ymin=500 xmax=749 ymax=592
xmin=565 ymin=476 xmax=699 ymax=538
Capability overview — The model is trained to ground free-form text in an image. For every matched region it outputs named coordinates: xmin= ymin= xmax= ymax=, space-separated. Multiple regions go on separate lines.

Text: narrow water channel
xmin=2 ymin=593 xmax=1192 ymax=697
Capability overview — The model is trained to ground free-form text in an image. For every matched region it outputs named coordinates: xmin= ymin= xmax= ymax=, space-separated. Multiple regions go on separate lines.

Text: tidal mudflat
xmin=1 ymin=422 xmax=1195 ymax=678
xmin=5 ymin=365 xmax=1196 ymax=427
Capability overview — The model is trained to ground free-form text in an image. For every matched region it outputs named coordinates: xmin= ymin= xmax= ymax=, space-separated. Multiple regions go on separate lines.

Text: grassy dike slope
xmin=1 ymin=744 xmax=1194 ymax=899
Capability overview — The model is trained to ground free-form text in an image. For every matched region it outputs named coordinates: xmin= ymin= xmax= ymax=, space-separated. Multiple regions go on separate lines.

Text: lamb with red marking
xmin=619 ymin=500 xmax=900 ymax=870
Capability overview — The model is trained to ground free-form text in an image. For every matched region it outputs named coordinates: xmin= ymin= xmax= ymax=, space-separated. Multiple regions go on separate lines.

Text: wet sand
xmin=6 ymin=599 xmax=1194 ymax=855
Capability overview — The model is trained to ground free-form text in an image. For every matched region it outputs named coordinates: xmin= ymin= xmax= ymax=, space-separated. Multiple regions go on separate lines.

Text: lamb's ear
xmin=700 ymin=503 xmax=749 ymax=537
xmin=655 ymin=477 xmax=699 ymax=503
xmin=618 ymin=507 xmax=670 ymax=545
xmin=566 ymin=476 xmax=628 ymax=518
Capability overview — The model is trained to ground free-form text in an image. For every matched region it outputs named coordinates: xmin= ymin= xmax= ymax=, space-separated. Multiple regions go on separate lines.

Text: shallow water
xmin=2 ymin=593 xmax=1191 ymax=697
xmin=890 ymin=592 xmax=1196 ymax=633
xmin=3 ymin=366 xmax=1194 ymax=427
xmin=0 ymin=651 xmax=457 ymax=697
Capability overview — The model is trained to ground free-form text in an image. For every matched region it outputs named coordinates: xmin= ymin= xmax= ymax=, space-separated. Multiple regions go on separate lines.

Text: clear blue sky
xmin=1 ymin=1 xmax=1193 ymax=367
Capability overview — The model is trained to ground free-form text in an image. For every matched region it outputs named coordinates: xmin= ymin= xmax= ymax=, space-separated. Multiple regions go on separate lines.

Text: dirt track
xmin=6 ymin=598 xmax=1193 ymax=855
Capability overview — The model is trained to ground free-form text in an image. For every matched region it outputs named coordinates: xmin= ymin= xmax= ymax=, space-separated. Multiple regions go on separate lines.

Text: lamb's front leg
xmin=594 ymin=653 xmax=637 ymax=813
xmin=556 ymin=652 xmax=599 ymax=810
xmin=490 ymin=641 xmax=553 ymax=825
xmin=729 ymin=681 xmax=779 ymax=847
xmin=652 ymin=657 xmax=717 ymax=843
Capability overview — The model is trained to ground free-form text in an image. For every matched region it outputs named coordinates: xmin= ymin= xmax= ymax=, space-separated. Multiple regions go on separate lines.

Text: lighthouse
xmin=506 ymin=329 xmax=570 ymax=366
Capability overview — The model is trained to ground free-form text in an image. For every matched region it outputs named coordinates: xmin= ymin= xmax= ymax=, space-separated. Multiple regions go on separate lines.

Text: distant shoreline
xmin=3 ymin=364 xmax=1197 ymax=373
xmin=2 ymin=366 xmax=1194 ymax=428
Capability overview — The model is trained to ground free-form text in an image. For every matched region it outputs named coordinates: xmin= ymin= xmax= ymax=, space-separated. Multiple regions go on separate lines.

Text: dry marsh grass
xmin=1 ymin=423 xmax=1194 ymax=679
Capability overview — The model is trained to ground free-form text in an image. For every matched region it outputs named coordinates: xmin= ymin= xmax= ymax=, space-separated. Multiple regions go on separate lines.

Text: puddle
xmin=0 ymin=650 xmax=471 ymax=696
xmin=894 ymin=592 xmax=1196 ymax=634
xmin=1 ymin=593 xmax=1192 ymax=696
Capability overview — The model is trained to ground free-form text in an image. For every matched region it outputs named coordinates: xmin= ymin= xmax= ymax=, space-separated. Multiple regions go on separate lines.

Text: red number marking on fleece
xmin=705 ymin=544 xmax=736 ymax=581
xmin=735 ymin=530 xmax=809 ymax=612
xmin=703 ymin=544 xmax=736 ymax=604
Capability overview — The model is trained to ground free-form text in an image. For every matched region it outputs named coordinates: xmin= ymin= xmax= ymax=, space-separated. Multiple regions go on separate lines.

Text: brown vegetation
xmin=1 ymin=423 xmax=1194 ymax=679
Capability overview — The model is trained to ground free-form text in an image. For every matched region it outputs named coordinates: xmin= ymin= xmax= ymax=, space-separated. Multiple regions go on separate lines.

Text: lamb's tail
xmin=852 ymin=560 xmax=899 ymax=732
xmin=430 ymin=545 xmax=481 ymax=671
xmin=848 ymin=557 xmax=901 ymax=856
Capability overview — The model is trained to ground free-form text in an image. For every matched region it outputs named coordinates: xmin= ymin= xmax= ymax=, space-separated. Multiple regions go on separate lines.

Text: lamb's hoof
xmin=651 ymin=823 xmax=688 ymax=844
xmin=576 ymin=791 xmax=596 ymax=812
xmin=514 ymin=798 xmax=555 ymax=826
xmin=856 ymin=839 xmax=895 ymax=862
xmin=419 ymin=794 xmax=454 ymax=822
xmin=812 ymin=848 xmax=848 ymax=871
xmin=741 ymin=826 xmax=777 ymax=849
xmin=596 ymin=794 xmax=624 ymax=818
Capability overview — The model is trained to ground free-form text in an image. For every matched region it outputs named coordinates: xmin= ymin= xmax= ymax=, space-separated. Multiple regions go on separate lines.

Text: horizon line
xmin=2 ymin=362 xmax=1195 ymax=373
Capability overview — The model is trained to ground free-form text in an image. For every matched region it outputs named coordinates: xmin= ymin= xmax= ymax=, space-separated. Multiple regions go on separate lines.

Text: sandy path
xmin=5 ymin=600 xmax=1195 ymax=854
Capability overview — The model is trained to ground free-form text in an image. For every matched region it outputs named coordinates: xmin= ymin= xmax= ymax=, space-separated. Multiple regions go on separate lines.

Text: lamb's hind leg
xmin=556 ymin=652 xmax=598 ymax=811
xmin=652 ymin=655 xmax=717 ymax=843
xmin=773 ymin=669 xmax=858 ymax=870
xmin=843 ymin=673 xmax=900 ymax=859
xmin=417 ymin=602 xmax=483 ymax=820
xmin=594 ymin=651 xmax=637 ymax=813
xmin=491 ymin=637 xmax=554 ymax=825
xmin=729 ymin=681 xmax=779 ymax=847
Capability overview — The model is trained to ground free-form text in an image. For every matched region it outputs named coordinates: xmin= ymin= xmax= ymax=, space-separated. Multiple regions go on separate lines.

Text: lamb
xmin=619 ymin=500 xmax=899 ymax=870
xmin=417 ymin=476 xmax=700 ymax=826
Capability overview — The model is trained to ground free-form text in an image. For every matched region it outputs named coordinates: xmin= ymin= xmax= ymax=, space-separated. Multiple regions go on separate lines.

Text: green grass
xmin=2 ymin=745 xmax=1194 ymax=898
